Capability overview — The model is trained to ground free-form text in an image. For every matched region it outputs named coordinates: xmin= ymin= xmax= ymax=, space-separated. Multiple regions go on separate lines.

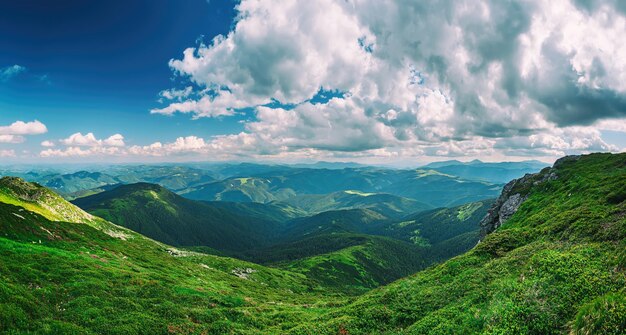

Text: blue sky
xmin=0 ymin=0 xmax=243 ymax=161
xmin=0 ymin=0 xmax=625 ymax=164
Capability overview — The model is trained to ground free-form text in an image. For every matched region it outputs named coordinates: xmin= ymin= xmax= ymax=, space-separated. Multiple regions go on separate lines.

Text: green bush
xmin=571 ymin=292 xmax=626 ymax=335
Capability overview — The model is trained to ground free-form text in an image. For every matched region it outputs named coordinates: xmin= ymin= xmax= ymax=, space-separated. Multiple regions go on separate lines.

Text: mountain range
xmin=0 ymin=153 xmax=623 ymax=334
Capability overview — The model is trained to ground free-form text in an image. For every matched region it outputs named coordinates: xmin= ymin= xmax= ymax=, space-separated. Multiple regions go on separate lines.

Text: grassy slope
xmin=282 ymin=190 xmax=432 ymax=218
xmin=242 ymin=204 xmax=490 ymax=294
xmin=383 ymin=199 xmax=494 ymax=262
xmin=181 ymin=177 xmax=296 ymax=203
xmin=72 ymin=183 xmax=283 ymax=252
xmin=0 ymin=185 xmax=342 ymax=334
xmin=278 ymin=208 xmax=389 ymax=241
xmin=288 ymin=153 xmax=626 ymax=334
xmin=279 ymin=234 xmax=429 ymax=294
xmin=74 ymin=186 xmax=468 ymax=296
xmin=204 ymin=200 xmax=308 ymax=223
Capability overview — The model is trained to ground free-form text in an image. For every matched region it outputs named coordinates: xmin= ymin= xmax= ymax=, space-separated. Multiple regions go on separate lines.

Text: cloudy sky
xmin=1 ymin=0 xmax=625 ymax=165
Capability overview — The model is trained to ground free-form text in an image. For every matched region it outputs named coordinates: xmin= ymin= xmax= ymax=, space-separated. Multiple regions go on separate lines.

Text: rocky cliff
xmin=478 ymin=156 xmax=575 ymax=238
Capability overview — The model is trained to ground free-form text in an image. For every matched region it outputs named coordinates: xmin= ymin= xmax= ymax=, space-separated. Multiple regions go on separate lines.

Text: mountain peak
xmin=0 ymin=176 xmax=95 ymax=224
xmin=0 ymin=176 xmax=49 ymax=202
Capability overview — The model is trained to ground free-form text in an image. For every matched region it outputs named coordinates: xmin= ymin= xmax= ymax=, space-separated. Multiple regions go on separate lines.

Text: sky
xmin=0 ymin=0 xmax=625 ymax=165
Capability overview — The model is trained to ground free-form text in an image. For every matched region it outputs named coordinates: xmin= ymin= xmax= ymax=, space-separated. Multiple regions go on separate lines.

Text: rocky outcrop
xmin=479 ymin=157 xmax=565 ymax=239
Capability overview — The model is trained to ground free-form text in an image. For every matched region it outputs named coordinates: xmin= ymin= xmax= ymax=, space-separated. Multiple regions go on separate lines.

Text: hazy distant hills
xmin=180 ymin=167 xmax=502 ymax=207
xmin=0 ymin=160 xmax=545 ymax=203
xmin=422 ymin=159 xmax=549 ymax=183
xmin=282 ymin=190 xmax=432 ymax=218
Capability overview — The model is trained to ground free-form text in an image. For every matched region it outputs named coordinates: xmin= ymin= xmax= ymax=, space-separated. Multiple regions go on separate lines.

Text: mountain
xmin=40 ymin=171 xmax=120 ymax=196
xmin=289 ymin=161 xmax=368 ymax=169
xmin=0 ymin=176 xmax=97 ymax=224
xmin=292 ymin=153 xmax=626 ymax=334
xmin=3 ymin=153 xmax=623 ymax=334
xmin=379 ymin=169 xmax=501 ymax=207
xmin=7 ymin=163 xmax=504 ymax=207
xmin=240 ymin=204 xmax=489 ymax=292
xmin=0 ymin=178 xmax=336 ymax=334
xmin=383 ymin=199 xmax=494 ymax=261
xmin=182 ymin=167 xmax=501 ymax=207
xmin=279 ymin=234 xmax=428 ymax=293
xmin=422 ymin=159 xmax=548 ymax=183
xmin=181 ymin=177 xmax=296 ymax=203
xmin=72 ymin=183 xmax=283 ymax=252
xmin=102 ymin=165 xmax=216 ymax=191
xmin=281 ymin=190 xmax=432 ymax=218
xmin=7 ymin=165 xmax=216 ymax=199
xmin=277 ymin=208 xmax=388 ymax=242
xmin=205 ymin=200 xmax=307 ymax=223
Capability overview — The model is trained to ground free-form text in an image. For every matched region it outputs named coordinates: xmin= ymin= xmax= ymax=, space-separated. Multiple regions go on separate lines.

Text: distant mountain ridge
xmin=72 ymin=183 xmax=285 ymax=252
xmin=422 ymin=160 xmax=548 ymax=183
xmin=181 ymin=167 xmax=502 ymax=207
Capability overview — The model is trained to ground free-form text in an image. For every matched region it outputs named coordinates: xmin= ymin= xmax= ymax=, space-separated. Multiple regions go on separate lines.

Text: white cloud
xmin=60 ymin=132 xmax=102 ymax=147
xmin=59 ymin=133 xmax=125 ymax=147
xmin=151 ymin=93 xmax=240 ymax=118
xmin=40 ymin=140 xmax=55 ymax=147
xmin=40 ymin=146 xmax=123 ymax=158
xmin=103 ymin=134 xmax=125 ymax=147
xmin=158 ymin=86 xmax=193 ymax=101
xmin=145 ymin=0 xmax=626 ymax=161
xmin=0 ymin=135 xmax=24 ymax=144
xmin=128 ymin=136 xmax=207 ymax=156
xmin=41 ymin=132 xmax=127 ymax=158
xmin=0 ymin=120 xmax=47 ymax=135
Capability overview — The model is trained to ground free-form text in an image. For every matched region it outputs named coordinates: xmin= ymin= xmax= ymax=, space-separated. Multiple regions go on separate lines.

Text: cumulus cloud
xmin=151 ymin=93 xmax=240 ymax=118
xmin=0 ymin=120 xmax=47 ymax=147
xmin=59 ymin=132 xmax=125 ymax=147
xmin=146 ymin=0 xmax=626 ymax=160
xmin=103 ymin=134 xmax=125 ymax=147
xmin=128 ymin=136 xmax=207 ymax=156
xmin=0 ymin=135 xmax=24 ymax=144
xmin=0 ymin=120 xmax=47 ymax=136
xmin=41 ymin=132 xmax=126 ymax=158
xmin=40 ymin=146 xmax=124 ymax=158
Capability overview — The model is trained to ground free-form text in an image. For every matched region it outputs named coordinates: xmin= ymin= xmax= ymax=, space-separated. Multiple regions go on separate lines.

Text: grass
xmin=286 ymin=153 xmax=626 ymax=334
xmin=1 ymin=153 xmax=625 ymax=334
xmin=0 ymin=200 xmax=341 ymax=334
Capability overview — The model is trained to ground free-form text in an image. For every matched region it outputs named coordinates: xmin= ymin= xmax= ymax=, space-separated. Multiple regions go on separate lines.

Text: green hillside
xmin=205 ymin=200 xmax=307 ymax=223
xmin=181 ymin=177 xmax=296 ymax=203
xmin=289 ymin=153 xmax=626 ymax=334
xmin=0 ymin=183 xmax=339 ymax=334
xmin=2 ymin=153 xmax=624 ymax=334
xmin=282 ymin=190 xmax=432 ymax=218
xmin=72 ymin=183 xmax=283 ymax=252
xmin=278 ymin=208 xmax=389 ymax=241
xmin=73 ymin=186 xmax=470 ymax=293
xmin=0 ymin=176 xmax=98 ymax=224
xmin=280 ymin=234 xmax=428 ymax=293
xmin=380 ymin=169 xmax=501 ymax=207
xmin=383 ymin=199 xmax=494 ymax=261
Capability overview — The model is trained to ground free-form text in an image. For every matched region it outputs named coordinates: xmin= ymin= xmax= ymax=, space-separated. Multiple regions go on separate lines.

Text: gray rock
xmin=479 ymin=162 xmax=560 ymax=239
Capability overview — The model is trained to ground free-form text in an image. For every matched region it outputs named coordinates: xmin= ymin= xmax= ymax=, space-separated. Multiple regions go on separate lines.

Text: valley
xmin=0 ymin=154 xmax=624 ymax=334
